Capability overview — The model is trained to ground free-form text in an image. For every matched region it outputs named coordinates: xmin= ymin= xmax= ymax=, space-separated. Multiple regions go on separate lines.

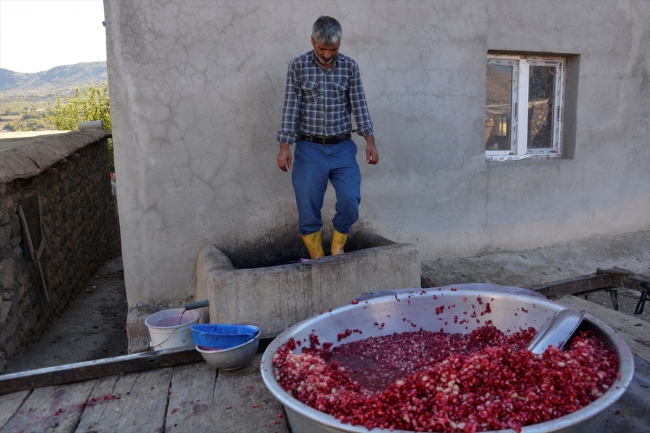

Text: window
xmin=485 ymin=54 xmax=565 ymax=160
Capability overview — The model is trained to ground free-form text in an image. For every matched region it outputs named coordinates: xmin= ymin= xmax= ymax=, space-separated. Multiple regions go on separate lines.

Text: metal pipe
xmin=185 ymin=300 xmax=209 ymax=310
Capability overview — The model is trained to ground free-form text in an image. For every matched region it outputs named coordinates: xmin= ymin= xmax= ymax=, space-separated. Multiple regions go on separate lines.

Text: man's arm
xmin=364 ymin=134 xmax=378 ymax=165
xmin=277 ymin=143 xmax=292 ymax=171
xmin=277 ymin=61 xmax=301 ymax=171
xmin=349 ymin=62 xmax=378 ymax=165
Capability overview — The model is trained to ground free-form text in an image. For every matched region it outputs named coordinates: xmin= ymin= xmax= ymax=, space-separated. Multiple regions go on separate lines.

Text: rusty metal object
xmin=527 ymin=267 xmax=650 ymax=315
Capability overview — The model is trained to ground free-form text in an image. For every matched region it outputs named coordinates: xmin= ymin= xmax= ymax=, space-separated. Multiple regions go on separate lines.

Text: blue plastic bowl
xmin=190 ymin=324 xmax=260 ymax=350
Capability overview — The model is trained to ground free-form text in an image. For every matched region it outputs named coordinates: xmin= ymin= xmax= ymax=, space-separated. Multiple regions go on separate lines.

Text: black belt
xmin=300 ymin=133 xmax=351 ymax=145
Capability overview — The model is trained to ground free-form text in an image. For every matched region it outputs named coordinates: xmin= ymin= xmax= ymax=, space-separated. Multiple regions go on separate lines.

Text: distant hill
xmin=0 ymin=62 xmax=107 ymax=96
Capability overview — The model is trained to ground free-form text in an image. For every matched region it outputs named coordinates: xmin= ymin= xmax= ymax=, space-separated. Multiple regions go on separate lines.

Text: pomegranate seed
xmin=272 ymin=325 xmax=618 ymax=432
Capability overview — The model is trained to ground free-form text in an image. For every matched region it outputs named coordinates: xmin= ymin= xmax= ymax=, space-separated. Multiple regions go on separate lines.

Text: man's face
xmin=311 ymin=36 xmax=340 ymax=66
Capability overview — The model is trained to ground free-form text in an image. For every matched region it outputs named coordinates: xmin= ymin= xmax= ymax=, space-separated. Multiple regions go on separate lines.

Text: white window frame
xmin=486 ymin=54 xmax=565 ymax=161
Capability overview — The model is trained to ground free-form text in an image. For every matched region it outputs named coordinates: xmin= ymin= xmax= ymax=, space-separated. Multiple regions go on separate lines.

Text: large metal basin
xmin=261 ymin=283 xmax=634 ymax=433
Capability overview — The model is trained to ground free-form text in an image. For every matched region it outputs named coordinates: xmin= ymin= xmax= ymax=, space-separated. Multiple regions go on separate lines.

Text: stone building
xmin=103 ymin=1 xmax=649 ymax=340
xmin=0 ymin=130 xmax=120 ymax=372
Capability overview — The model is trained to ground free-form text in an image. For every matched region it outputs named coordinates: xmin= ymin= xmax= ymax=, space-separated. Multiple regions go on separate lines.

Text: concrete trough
xmin=196 ymin=230 xmax=421 ymax=332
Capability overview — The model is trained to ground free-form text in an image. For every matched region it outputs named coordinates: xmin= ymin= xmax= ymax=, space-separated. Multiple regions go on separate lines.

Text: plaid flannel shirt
xmin=277 ymin=51 xmax=373 ymax=145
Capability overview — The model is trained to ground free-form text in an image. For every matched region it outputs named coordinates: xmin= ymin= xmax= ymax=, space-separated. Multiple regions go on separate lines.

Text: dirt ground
xmin=4 ymin=256 xmax=128 ymax=374
xmin=3 ymin=229 xmax=649 ymax=374
xmin=421 ymin=229 xmax=650 ymax=323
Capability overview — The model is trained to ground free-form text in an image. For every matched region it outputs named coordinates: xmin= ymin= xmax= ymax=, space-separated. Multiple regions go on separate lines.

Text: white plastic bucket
xmin=145 ymin=308 xmax=200 ymax=351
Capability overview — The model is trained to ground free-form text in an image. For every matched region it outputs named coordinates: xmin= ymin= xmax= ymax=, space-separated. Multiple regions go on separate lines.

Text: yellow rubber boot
xmin=301 ymin=231 xmax=325 ymax=259
xmin=331 ymin=230 xmax=348 ymax=255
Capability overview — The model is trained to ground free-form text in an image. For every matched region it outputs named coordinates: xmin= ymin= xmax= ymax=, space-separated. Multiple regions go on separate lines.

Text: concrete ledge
xmin=196 ymin=230 xmax=421 ymax=333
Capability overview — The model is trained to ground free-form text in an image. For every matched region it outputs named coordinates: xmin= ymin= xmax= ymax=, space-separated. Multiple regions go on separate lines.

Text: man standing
xmin=277 ymin=16 xmax=378 ymax=259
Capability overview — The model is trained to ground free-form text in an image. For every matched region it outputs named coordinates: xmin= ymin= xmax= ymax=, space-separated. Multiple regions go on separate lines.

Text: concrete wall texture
xmin=104 ymin=1 xmax=650 ymax=309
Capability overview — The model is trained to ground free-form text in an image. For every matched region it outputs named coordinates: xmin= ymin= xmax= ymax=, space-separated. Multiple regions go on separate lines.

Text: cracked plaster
xmin=104 ymin=0 xmax=649 ymax=308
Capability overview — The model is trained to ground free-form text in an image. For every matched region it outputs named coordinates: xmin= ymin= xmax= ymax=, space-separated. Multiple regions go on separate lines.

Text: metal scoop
xmin=526 ymin=308 xmax=585 ymax=355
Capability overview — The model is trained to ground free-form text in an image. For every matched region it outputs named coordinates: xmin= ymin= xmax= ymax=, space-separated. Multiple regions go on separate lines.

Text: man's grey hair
xmin=312 ymin=16 xmax=342 ymax=46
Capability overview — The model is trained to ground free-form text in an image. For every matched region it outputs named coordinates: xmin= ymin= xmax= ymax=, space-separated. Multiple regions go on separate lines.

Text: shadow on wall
xmin=219 ymin=228 xmax=400 ymax=269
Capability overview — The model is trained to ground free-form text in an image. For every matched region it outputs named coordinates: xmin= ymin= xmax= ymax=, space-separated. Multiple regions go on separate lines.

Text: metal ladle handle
xmin=526 ymin=308 xmax=585 ymax=355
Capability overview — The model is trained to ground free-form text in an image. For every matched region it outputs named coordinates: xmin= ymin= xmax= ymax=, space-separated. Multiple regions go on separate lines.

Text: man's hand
xmin=277 ymin=143 xmax=292 ymax=172
xmin=365 ymin=135 xmax=379 ymax=165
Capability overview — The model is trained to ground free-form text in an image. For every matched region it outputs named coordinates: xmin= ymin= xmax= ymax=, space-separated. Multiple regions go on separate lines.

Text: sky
xmin=0 ymin=0 xmax=106 ymax=73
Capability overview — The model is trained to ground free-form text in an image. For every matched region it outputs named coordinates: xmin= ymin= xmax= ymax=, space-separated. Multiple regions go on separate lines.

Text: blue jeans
xmin=292 ymin=139 xmax=361 ymax=235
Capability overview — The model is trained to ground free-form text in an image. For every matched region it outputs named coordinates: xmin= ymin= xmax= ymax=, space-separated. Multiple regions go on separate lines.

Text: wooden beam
xmin=0 ymin=346 xmax=202 ymax=396
xmin=209 ymin=354 xmax=289 ymax=433
xmin=165 ymin=363 xmax=219 ymax=432
xmin=0 ymin=333 xmax=279 ymax=395
xmin=0 ymin=390 xmax=30 ymax=429
xmin=35 ymin=237 xmax=45 ymax=261
xmin=37 ymin=192 xmax=45 ymax=245
xmin=0 ymin=380 xmax=95 ymax=433
xmin=106 ymin=368 xmax=173 ymax=433
xmin=17 ymin=205 xmax=35 ymax=262
xmin=621 ymin=274 xmax=650 ymax=294
xmin=18 ymin=204 xmax=49 ymax=303
xmin=527 ymin=273 xmax=619 ymax=298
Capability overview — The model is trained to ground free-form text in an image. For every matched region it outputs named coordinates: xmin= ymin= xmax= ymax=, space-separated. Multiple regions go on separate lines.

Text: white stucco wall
xmin=104 ymin=0 xmax=650 ymax=308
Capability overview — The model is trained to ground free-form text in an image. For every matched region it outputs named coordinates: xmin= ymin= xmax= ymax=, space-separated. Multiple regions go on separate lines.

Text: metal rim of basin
xmin=261 ymin=286 xmax=634 ymax=433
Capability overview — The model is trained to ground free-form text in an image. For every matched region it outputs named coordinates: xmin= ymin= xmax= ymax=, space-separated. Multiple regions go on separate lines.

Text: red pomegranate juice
xmin=272 ymin=326 xmax=618 ymax=433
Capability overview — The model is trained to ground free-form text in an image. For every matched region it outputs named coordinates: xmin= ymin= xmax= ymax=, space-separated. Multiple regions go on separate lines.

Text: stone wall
xmin=0 ymin=134 xmax=120 ymax=373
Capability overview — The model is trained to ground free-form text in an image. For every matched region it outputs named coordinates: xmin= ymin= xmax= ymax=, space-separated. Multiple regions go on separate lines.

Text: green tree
xmin=48 ymin=85 xmax=115 ymax=171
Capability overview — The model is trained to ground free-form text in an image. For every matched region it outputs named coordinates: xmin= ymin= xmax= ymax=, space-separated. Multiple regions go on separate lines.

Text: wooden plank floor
xmin=2 ymin=300 xmax=648 ymax=432
xmin=0 ymin=354 xmax=289 ymax=433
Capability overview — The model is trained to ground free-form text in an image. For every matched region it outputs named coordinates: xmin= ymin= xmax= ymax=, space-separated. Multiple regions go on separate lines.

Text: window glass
xmin=485 ymin=54 xmax=565 ymax=160
xmin=485 ymin=63 xmax=513 ymax=151
xmin=527 ymin=65 xmax=556 ymax=149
